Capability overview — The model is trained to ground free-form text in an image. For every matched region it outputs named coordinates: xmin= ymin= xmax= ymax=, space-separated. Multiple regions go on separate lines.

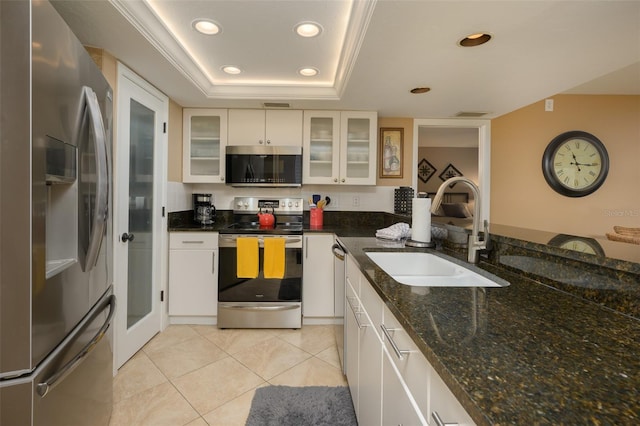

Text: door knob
xmin=121 ymin=232 xmax=135 ymax=242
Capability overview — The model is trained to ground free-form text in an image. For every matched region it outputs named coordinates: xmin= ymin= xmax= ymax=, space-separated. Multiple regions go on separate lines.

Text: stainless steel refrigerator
xmin=0 ymin=1 xmax=115 ymax=424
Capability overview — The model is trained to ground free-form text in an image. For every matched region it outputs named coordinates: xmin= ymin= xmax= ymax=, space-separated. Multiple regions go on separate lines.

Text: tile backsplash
xmin=167 ymin=181 xmax=397 ymax=213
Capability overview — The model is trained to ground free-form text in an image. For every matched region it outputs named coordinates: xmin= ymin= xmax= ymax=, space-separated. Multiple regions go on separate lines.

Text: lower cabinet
xmin=344 ymin=253 xmax=476 ymax=426
xmin=344 ymin=269 xmax=361 ymax=416
xmin=168 ymin=232 xmax=218 ymax=322
xmin=344 ymin=259 xmax=382 ymax=426
xmin=302 ymin=234 xmax=335 ymax=319
xmin=382 ymin=351 xmax=426 ymax=426
xmin=430 ymin=367 xmax=476 ymax=426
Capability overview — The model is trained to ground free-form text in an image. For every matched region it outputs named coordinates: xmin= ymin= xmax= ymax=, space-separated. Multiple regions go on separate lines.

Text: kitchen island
xmin=338 ymin=236 xmax=639 ymax=425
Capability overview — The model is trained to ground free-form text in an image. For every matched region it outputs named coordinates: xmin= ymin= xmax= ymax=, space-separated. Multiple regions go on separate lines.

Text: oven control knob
xmin=288 ymin=202 xmax=293 ymax=207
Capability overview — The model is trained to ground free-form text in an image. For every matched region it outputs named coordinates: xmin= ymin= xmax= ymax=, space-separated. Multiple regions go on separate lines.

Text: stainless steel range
xmin=218 ymin=197 xmax=304 ymax=328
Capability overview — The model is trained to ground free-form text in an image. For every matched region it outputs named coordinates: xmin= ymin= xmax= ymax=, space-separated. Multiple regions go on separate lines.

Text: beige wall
xmin=377 ymin=117 xmax=413 ymax=187
xmin=167 ymin=100 xmax=183 ymax=182
xmin=491 ymin=94 xmax=640 ymax=239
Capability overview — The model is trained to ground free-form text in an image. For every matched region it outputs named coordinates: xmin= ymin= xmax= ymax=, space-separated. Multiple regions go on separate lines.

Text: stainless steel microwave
xmin=225 ymin=145 xmax=303 ymax=187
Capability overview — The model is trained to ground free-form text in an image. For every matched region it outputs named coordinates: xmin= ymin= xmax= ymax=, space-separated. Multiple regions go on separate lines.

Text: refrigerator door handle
xmin=36 ymin=294 xmax=116 ymax=398
xmin=82 ymin=86 xmax=109 ymax=272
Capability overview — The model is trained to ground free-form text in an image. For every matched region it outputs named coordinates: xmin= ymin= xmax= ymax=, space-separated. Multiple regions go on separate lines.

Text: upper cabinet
xmin=183 ymin=109 xmax=227 ymax=183
xmin=340 ymin=111 xmax=377 ymax=185
xmin=181 ymin=108 xmax=376 ymax=184
xmin=228 ymin=109 xmax=303 ymax=146
xmin=303 ymin=110 xmax=377 ymax=185
xmin=302 ymin=111 xmax=341 ymax=184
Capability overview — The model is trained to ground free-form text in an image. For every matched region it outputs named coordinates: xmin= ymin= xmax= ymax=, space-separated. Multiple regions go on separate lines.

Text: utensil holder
xmin=310 ymin=207 xmax=323 ymax=228
xmin=394 ymin=187 xmax=414 ymax=214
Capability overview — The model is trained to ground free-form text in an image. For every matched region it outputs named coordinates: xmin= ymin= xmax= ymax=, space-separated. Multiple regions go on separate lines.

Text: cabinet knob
xmin=266 ymin=139 xmax=271 ymax=144
xmin=341 ymin=178 xmax=346 ymax=183
xmin=334 ymin=178 xmax=338 ymax=183
xmin=259 ymin=139 xmax=264 ymax=144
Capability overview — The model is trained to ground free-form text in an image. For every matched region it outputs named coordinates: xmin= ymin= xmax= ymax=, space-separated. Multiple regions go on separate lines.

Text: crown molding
xmin=109 ymin=0 xmax=376 ymax=100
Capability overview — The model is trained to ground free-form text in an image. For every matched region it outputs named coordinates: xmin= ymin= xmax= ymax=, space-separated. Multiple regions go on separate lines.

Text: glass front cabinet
xmin=183 ymin=109 xmax=227 ymax=183
xmin=303 ymin=110 xmax=377 ymax=185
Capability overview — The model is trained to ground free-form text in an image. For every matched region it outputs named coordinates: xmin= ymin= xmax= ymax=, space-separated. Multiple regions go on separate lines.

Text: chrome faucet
xmin=430 ymin=176 xmax=488 ymax=263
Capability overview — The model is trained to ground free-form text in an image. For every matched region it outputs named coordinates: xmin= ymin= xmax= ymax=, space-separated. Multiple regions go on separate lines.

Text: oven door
xmin=217 ymin=234 xmax=302 ymax=328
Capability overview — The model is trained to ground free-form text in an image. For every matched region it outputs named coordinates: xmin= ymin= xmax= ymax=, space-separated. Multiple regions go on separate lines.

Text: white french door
xmin=114 ymin=63 xmax=168 ymax=369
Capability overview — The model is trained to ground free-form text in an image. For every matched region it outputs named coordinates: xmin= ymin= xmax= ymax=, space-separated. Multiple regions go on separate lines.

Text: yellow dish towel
xmin=263 ymin=238 xmax=285 ymax=279
xmin=236 ymin=237 xmax=259 ymax=278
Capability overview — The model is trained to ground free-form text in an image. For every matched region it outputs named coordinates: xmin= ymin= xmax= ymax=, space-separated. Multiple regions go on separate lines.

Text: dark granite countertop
xmin=338 ymin=236 xmax=640 ymax=425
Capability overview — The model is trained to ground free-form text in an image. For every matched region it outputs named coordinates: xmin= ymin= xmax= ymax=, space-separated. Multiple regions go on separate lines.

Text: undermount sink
xmin=365 ymin=251 xmax=509 ymax=288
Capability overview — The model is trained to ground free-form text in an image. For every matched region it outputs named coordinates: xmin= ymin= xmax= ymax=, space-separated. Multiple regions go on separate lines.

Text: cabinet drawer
xmin=381 ymin=304 xmax=429 ymax=418
xmin=430 ymin=367 xmax=476 ymax=426
xmin=345 ymin=254 xmax=361 ymax=296
xmin=360 ymin=278 xmax=382 ymax=332
xmin=170 ymin=232 xmax=218 ymax=249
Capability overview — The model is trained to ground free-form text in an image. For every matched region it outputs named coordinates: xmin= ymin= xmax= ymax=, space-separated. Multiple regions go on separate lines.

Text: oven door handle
xmin=220 ymin=305 xmax=300 ymax=311
xmin=219 ymin=236 xmax=302 ymax=245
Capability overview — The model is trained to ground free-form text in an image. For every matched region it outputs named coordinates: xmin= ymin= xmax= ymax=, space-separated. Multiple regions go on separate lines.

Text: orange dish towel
xmin=236 ymin=237 xmax=259 ymax=278
xmin=263 ymin=238 xmax=285 ymax=279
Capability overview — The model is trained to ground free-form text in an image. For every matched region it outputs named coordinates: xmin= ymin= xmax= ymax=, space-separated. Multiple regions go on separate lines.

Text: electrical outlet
xmin=545 ymin=98 xmax=554 ymax=111
xmin=352 ymin=195 xmax=360 ymax=207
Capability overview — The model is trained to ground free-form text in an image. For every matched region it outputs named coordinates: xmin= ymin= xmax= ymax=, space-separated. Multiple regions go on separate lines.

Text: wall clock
xmin=542 ymin=130 xmax=609 ymax=197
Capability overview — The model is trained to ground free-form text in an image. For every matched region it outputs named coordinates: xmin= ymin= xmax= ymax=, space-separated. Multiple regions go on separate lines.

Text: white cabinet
xmin=383 ymin=352 xmax=427 ymax=426
xmin=381 ymin=304 xmax=430 ymax=426
xmin=228 ymin=109 xmax=303 ymax=146
xmin=303 ymin=111 xmax=341 ymax=184
xmin=183 ymin=109 xmax=227 ymax=183
xmin=302 ymin=234 xmax=335 ymax=319
xmin=344 ymin=277 xmax=361 ymax=416
xmin=339 ymin=111 xmax=377 ymax=185
xmin=169 ymin=232 xmax=218 ymax=322
xmin=430 ymin=367 xmax=476 ymax=426
xmin=344 ymin=254 xmax=382 ymax=426
xmin=357 ymin=299 xmax=383 ymax=426
xmin=344 ymin=252 xmax=476 ymax=426
xmin=303 ymin=110 xmax=378 ymax=185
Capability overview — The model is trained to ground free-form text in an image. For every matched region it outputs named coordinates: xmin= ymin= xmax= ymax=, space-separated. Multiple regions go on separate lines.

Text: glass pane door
xmin=308 ymin=117 xmax=334 ymax=178
xmin=126 ymin=99 xmax=154 ymax=328
xmin=190 ymin=115 xmax=221 ymax=176
xmin=346 ymin=117 xmax=370 ymax=179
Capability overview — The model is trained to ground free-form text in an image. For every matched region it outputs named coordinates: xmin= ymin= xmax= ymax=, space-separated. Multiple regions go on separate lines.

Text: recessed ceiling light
xmin=222 ymin=66 xmax=241 ymax=75
xmin=193 ymin=19 xmax=221 ymax=35
xmin=295 ymin=22 xmax=322 ymax=38
xmin=410 ymin=87 xmax=431 ymax=94
xmin=458 ymin=32 xmax=492 ymax=47
xmin=298 ymin=67 xmax=319 ymax=77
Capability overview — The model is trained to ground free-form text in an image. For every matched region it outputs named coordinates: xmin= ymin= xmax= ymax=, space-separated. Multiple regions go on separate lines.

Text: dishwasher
xmin=332 ymin=239 xmax=347 ymax=373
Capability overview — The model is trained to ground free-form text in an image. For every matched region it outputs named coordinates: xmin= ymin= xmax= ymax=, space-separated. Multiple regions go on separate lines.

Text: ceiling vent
xmin=263 ymin=102 xmax=291 ymax=108
xmin=455 ymin=111 xmax=489 ymax=117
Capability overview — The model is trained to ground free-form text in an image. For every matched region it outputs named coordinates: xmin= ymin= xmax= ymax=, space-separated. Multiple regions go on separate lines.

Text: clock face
xmin=559 ymin=239 xmax=597 ymax=255
xmin=542 ymin=131 xmax=609 ymax=197
xmin=548 ymin=234 xmax=605 ymax=256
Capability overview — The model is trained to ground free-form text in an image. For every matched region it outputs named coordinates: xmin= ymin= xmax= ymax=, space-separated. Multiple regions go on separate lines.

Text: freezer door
xmin=0 ymin=289 xmax=115 ymax=426
xmin=34 ymin=289 xmax=115 ymax=426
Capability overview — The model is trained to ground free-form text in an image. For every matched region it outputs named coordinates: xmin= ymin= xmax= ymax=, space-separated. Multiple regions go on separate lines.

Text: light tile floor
xmin=110 ymin=325 xmax=347 ymax=426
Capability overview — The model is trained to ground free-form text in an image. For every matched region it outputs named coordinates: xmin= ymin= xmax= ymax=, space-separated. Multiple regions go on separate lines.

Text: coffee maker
xmin=193 ymin=193 xmax=216 ymax=225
